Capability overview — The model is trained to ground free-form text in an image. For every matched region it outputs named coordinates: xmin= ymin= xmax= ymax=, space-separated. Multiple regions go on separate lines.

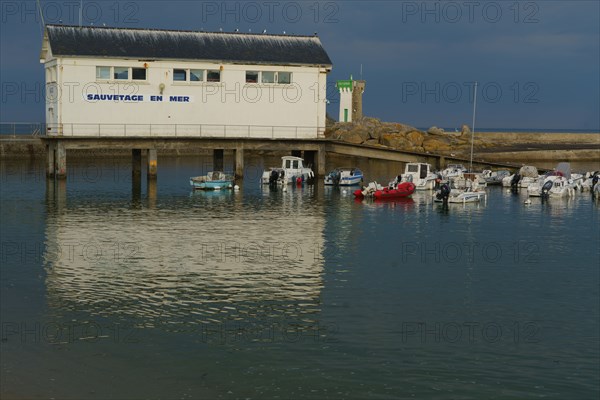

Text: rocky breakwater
xmin=325 ymin=118 xmax=488 ymax=156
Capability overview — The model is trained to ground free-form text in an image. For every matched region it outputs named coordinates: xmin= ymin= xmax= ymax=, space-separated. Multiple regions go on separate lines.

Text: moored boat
xmin=262 ymin=156 xmax=314 ymax=185
xmin=354 ymin=181 xmax=416 ymax=199
xmin=190 ymin=171 xmax=234 ymax=190
xmin=401 ymin=163 xmax=438 ymax=190
xmin=324 ymin=167 xmax=364 ymax=186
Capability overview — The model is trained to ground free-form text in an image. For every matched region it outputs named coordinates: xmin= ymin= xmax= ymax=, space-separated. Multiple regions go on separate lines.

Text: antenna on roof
xmin=79 ymin=0 xmax=82 ymax=27
xmin=35 ymin=0 xmax=45 ymax=37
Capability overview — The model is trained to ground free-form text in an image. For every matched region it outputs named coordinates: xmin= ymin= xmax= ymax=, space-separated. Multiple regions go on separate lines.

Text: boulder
xmin=423 ymin=138 xmax=451 ymax=153
xmin=406 ymin=130 xmax=424 ymax=146
xmin=427 ymin=126 xmax=445 ymax=136
xmin=339 ymin=130 xmax=364 ymax=144
xmin=380 ymin=134 xmax=411 ymax=149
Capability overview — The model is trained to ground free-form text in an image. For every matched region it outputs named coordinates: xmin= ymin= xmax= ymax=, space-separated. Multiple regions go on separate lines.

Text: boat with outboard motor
xmin=433 ymin=182 xmax=486 ymax=204
xmin=190 ymin=171 xmax=234 ymax=190
xmin=401 ymin=163 xmax=438 ymax=190
xmin=262 ymin=156 xmax=314 ymax=185
xmin=353 ymin=180 xmax=416 ymax=200
xmin=324 ymin=167 xmax=364 ymax=186
xmin=526 ymin=162 xmax=582 ymax=198
xmin=502 ymin=165 xmax=540 ymax=189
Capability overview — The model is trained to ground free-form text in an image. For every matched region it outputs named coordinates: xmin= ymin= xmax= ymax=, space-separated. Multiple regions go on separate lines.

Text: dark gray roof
xmin=45 ymin=25 xmax=332 ymax=67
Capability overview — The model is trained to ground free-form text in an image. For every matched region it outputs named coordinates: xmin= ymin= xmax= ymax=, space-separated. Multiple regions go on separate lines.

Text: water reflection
xmin=43 ymin=184 xmax=325 ymax=336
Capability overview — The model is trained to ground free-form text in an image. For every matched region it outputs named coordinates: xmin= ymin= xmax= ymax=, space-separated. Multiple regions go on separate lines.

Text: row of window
xmin=95 ymin=66 xmax=292 ymax=85
xmin=245 ymin=71 xmax=292 ymax=84
xmin=96 ymin=66 xmax=146 ymax=81
xmin=173 ymin=68 xmax=221 ymax=83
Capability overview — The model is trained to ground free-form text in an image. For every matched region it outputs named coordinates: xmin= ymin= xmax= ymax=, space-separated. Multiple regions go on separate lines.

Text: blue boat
xmin=324 ymin=167 xmax=364 ymax=186
xmin=190 ymin=171 xmax=234 ymax=190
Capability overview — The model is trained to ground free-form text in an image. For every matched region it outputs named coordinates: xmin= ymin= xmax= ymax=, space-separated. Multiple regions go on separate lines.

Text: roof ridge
xmin=45 ymin=24 xmax=320 ymax=39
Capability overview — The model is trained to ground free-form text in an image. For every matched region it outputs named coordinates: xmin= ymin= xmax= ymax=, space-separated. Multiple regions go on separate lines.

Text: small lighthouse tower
xmin=336 ymin=76 xmax=366 ymax=122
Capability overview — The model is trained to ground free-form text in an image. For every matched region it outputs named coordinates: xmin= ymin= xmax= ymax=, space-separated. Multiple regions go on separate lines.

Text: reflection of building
xmin=43 ymin=190 xmax=324 ymax=327
xmin=41 ymin=25 xmax=332 ymax=138
xmin=336 ymin=76 xmax=366 ymax=122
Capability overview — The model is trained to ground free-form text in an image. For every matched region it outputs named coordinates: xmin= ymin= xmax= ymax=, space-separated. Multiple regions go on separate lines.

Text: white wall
xmin=338 ymin=88 xmax=352 ymax=123
xmin=46 ymin=56 xmax=329 ymax=138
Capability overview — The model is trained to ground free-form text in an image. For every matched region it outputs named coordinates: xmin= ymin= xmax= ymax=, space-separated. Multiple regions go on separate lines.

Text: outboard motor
xmin=541 ymin=180 xmax=553 ymax=197
xmin=436 ymin=183 xmax=451 ymax=203
xmin=268 ymin=170 xmax=279 ymax=186
xmin=332 ymin=170 xmax=341 ymax=186
xmin=511 ymin=173 xmax=521 ymax=190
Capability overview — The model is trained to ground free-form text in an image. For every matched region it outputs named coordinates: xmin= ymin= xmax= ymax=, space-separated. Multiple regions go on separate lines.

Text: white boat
xmin=262 ymin=156 xmax=314 ymax=185
xmin=481 ymin=169 xmax=510 ymax=185
xmin=502 ymin=165 xmax=540 ymax=188
xmin=450 ymin=173 xmax=487 ymax=191
xmin=190 ymin=171 xmax=234 ymax=190
xmin=433 ymin=185 xmax=487 ymax=204
xmin=581 ymin=171 xmax=599 ymax=192
xmin=401 ymin=163 xmax=438 ymax=190
xmin=441 ymin=164 xmax=467 ymax=179
xmin=324 ymin=167 xmax=364 ymax=186
xmin=526 ymin=163 xmax=581 ymax=198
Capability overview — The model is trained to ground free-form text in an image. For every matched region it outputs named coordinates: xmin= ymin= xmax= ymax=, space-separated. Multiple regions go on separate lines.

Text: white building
xmin=336 ymin=77 xmax=365 ymax=123
xmin=40 ymin=25 xmax=332 ymax=138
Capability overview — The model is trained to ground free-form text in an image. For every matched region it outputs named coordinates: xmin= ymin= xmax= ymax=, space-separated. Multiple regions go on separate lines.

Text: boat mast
xmin=469 ymin=81 xmax=478 ymax=172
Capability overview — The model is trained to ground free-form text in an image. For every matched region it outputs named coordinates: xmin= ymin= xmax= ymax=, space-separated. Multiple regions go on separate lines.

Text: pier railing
xmin=0 ymin=122 xmax=326 ymax=139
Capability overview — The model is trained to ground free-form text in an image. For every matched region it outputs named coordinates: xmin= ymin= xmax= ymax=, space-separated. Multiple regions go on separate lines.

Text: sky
xmin=1 ymin=0 xmax=599 ymax=130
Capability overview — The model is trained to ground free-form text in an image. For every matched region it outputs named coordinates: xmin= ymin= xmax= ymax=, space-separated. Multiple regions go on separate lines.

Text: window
xmin=262 ymin=71 xmax=275 ymax=83
xmin=132 ymin=68 xmax=146 ymax=80
xmin=246 ymin=71 xmax=259 ymax=83
xmin=173 ymin=69 xmax=187 ymax=81
xmin=278 ymin=71 xmax=291 ymax=84
xmin=190 ymin=69 xmax=204 ymax=82
xmin=96 ymin=66 xmax=110 ymax=80
xmin=207 ymin=70 xmax=221 ymax=82
xmin=114 ymin=67 xmax=129 ymax=80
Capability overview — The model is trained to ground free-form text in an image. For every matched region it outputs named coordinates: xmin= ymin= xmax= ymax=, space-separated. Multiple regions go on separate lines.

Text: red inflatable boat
xmin=354 ymin=182 xmax=416 ymax=199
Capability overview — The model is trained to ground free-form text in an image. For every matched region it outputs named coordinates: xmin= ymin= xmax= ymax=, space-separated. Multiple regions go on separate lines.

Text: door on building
xmin=344 ymin=108 xmax=348 ymax=122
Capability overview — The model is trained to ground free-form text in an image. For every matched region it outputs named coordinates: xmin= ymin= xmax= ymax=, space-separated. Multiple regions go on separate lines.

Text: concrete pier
xmin=235 ymin=147 xmax=244 ymax=178
xmin=132 ymin=149 xmax=142 ymax=177
xmin=213 ymin=149 xmax=224 ymax=171
xmin=46 ymin=143 xmax=55 ymax=178
xmin=317 ymin=148 xmax=326 ymax=176
xmin=147 ymin=149 xmax=157 ymax=178
xmin=54 ymin=142 xmax=67 ymax=178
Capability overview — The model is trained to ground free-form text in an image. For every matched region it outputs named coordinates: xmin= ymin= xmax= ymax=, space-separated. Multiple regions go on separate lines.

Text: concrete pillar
xmin=46 ymin=142 xmax=55 ymax=178
xmin=235 ymin=147 xmax=244 ymax=179
xmin=132 ymin=149 xmax=142 ymax=177
xmin=132 ymin=173 xmax=142 ymax=203
xmin=291 ymin=150 xmax=302 ymax=158
xmin=147 ymin=149 xmax=157 ymax=178
xmin=317 ymin=146 xmax=326 ymax=176
xmin=147 ymin=178 xmax=157 ymax=208
xmin=55 ymin=141 xmax=67 ymax=179
xmin=438 ymin=156 xmax=446 ymax=171
xmin=213 ymin=149 xmax=224 ymax=171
